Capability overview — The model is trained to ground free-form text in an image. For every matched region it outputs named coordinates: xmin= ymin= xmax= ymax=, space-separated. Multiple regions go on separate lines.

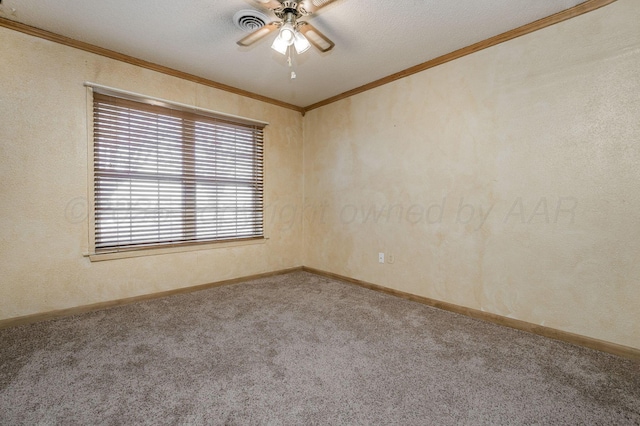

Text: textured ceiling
xmin=0 ymin=0 xmax=589 ymax=108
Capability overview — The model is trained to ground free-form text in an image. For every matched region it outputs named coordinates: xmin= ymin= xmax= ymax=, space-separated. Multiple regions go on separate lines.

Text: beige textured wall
xmin=303 ymin=0 xmax=640 ymax=349
xmin=0 ymin=27 xmax=304 ymax=320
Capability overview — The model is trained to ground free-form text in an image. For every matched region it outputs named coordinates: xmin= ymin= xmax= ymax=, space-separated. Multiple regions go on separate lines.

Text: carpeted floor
xmin=1 ymin=271 xmax=639 ymax=424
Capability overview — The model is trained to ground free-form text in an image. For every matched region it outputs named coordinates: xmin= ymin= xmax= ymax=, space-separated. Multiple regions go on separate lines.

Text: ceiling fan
xmin=237 ymin=0 xmax=337 ymax=55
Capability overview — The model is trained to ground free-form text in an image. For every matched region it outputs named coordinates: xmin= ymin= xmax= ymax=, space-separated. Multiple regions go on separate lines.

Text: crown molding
xmin=0 ymin=17 xmax=305 ymax=114
xmin=302 ymin=0 xmax=617 ymax=112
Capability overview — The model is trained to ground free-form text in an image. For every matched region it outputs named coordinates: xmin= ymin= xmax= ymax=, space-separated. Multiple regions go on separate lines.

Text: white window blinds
xmin=92 ymin=92 xmax=265 ymax=253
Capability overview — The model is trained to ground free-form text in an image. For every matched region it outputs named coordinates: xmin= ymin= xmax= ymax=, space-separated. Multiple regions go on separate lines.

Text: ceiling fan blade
xmin=299 ymin=0 xmax=339 ymax=14
xmin=237 ymin=22 xmax=279 ymax=47
xmin=253 ymin=0 xmax=283 ymax=9
xmin=298 ymin=22 xmax=335 ymax=52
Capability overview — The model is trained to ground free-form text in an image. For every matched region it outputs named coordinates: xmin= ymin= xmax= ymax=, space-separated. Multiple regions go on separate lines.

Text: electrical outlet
xmin=378 ymin=252 xmax=385 ymax=263
xmin=387 ymin=254 xmax=395 ymax=264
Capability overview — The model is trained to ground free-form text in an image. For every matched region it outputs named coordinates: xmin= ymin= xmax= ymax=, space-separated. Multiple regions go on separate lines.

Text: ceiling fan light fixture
xmin=271 ymin=34 xmax=290 ymax=55
xmin=279 ymin=22 xmax=296 ymax=43
xmin=272 ymin=21 xmax=301 ymax=55
xmin=293 ymin=31 xmax=311 ymax=54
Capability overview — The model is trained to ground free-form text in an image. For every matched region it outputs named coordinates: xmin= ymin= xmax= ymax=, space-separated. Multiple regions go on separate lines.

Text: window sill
xmin=85 ymin=237 xmax=268 ymax=262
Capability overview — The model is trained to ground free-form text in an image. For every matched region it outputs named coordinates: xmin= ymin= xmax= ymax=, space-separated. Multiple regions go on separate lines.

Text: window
xmin=91 ymin=91 xmax=265 ymax=254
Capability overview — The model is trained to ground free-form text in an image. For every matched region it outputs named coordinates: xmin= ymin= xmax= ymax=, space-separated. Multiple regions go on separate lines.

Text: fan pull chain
xmin=288 ymin=46 xmax=296 ymax=79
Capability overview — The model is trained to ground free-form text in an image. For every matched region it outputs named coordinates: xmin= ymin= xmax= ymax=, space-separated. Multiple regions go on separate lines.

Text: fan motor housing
xmin=275 ymin=1 xmax=309 ymax=18
xmin=280 ymin=1 xmax=299 ymax=11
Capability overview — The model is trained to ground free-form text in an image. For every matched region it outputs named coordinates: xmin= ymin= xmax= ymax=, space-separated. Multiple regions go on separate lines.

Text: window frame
xmin=85 ymin=84 xmax=268 ymax=261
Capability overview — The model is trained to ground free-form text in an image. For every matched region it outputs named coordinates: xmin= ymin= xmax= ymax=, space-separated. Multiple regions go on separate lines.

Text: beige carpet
xmin=1 ymin=271 xmax=639 ymax=424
